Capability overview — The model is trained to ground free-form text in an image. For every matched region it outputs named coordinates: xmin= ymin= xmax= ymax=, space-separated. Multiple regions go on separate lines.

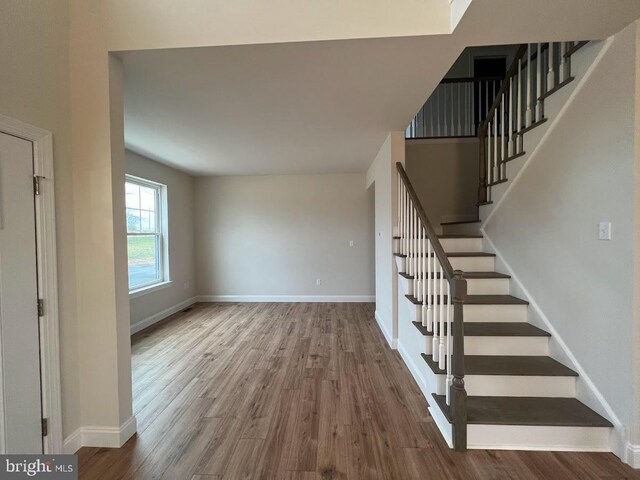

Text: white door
xmin=0 ymin=132 xmax=43 ymax=453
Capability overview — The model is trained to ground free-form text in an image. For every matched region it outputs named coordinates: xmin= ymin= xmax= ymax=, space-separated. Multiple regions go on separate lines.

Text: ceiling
xmin=123 ymin=35 xmax=461 ymax=176
xmin=122 ymin=0 xmax=640 ymax=176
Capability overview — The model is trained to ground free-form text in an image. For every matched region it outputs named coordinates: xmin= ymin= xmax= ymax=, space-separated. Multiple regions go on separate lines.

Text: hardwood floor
xmin=77 ymin=303 xmax=638 ymax=479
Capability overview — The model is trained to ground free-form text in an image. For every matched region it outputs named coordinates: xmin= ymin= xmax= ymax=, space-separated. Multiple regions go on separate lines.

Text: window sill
xmin=129 ymin=280 xmax=173 ymax=299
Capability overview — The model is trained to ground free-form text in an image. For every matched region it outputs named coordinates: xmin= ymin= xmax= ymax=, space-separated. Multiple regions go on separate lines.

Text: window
xmin=125 ymin=176 xmax=168 ymax=292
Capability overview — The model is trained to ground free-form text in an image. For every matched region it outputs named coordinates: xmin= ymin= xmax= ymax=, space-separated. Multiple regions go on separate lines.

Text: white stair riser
xmin=465 ymin=336 xmax=548 ymax=356
xmin=467 ymin=424 xmax=611 ymax=452
xmin=398 ymin=238 xmax=484 ymax=253
xmin=463 ymin=304 xmax=528 ymax=323
xmin=398 ymin=255 xmax=497 ymax=275
xmin=449 ymin=256 xmax=495 ymax=272
xmin=441 ymin=222 xmax=481 ymax=236
xmin=440 ymin=238 xmax=483 ymax=253
xmin=410 ymin=303 xmax=529 ymax=324
xmin=466 ymin=278 xmax=509 ymax=295
xmin=404 ymin=277 xmax=510 ymax=296
xmin=420 ymin=332 xmax=548 ymax=356
xmin=464 ymin=375 xmax=576 ymax=397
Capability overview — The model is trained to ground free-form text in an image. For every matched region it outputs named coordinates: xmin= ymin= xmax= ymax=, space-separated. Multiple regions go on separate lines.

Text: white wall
xmin=125 ymin=151 xmax=196 ymax=330
xmin=194 ymin=173 xmax=374 ymax=300
xmin=366 ymin=133 xmax=405 ymax=345
xmin=406 ymin=138 xmax=479 ymax=226
xmin=483 ymin=23 xmax=637 ymax=450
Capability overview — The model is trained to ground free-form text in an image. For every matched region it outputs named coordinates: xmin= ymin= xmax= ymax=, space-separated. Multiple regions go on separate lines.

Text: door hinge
xmin=33 ymin=175 xmax=45 ymax=196
xmin=37 ymin=299 xmax=44 ymax=317
xmin=41 ymin=418 xmax=48 ymax=437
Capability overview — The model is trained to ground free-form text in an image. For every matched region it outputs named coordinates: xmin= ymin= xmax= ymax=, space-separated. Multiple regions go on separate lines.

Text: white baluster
xmin=484 ymin=81 xmax=489 ymax=124
xmin=422 ymin=233 xmax=427 ymax=325
xmin=517 ymin=58 xmax=523 ymax=152
xmin=445 ymin=280 xmax=452 ymax=405
xmin=526 ymin=44 xmax=532 ymax=126
xmin=547 ymin=42 xmax=555 ymax=90
xmin=432 ymin=260 xmax=439 ymax=361
xmin=560 ymin=42 xmax=567 ymax=83
xmin=415 ymin=216 xmax=420 ymax=301
xmin=536 ymin=43 xmax=542 ymax=122
xmin=425 ymin=239 xmax=432 ymax=330
xmin=404 ymin=190 xmax=408 ymax=259
xmin=500 ymin=95 xmax=505 ymax=175
xmin=438 ymin=261 xmax=445 ymax=369
xmin=508 ymin=77 xmax=514 ymax=157
xmin=491 ymin=115 xmax=500 ymax=182
xmin=400 ymin=183 xmax=404 ymax=255
xmin=436 ymin=87 xmax=441 ymax=137
xmin=487 ymin=120 xmax=492 ymax=185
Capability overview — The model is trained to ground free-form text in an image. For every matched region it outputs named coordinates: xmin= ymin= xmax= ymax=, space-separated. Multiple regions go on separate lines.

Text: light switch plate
xmin=598 ymin=222 xmax=612 ymax=240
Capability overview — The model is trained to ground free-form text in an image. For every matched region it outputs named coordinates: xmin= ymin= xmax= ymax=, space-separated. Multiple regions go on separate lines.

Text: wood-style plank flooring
xmin=77 ymin=303 xmax=639 ymax=479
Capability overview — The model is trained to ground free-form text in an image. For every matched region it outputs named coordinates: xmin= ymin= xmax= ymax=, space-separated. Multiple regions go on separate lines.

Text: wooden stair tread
xmin=400 ymin=271 xmax=510 ymax=280
xmin=441 ymin=219 xmax=481 ymax=226
xmin=405 ymin=294 xmax=528 ymax=305
xmin=395 ymin=251 xmax=495 ymax=258
xmin=413 ymin=321 xmax=549 ymax=338
xmin=420 ymin=353 xmax=577 ymax=377
xmin=432 ymin=394 xmax=612 ymax=428
xmin=438 ymin=235 xmax=483 ymax=239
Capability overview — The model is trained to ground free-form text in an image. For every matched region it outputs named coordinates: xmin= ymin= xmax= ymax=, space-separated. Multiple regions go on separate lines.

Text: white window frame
xmin=125 ymin=175 xmax=170 ymax=296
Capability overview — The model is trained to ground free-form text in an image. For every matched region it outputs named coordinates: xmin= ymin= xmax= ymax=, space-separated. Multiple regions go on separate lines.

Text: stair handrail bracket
xmin=395 ymin=162 xmax=468 ymax=451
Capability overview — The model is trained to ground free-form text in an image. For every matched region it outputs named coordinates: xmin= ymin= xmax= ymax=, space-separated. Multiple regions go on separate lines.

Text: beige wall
xmin=0 ymin=0 xmax=80 ymax=438
xmin=126 ymin=151 xmax=196 ymax=327
xmin=484 ymin=23 xmax=637 ymax=450
xmin=194 ymin=174 xmax=374 ymax=299
xmin=366 ymin=132 xmax=405 ymax=344
xmin=406 ymin=138 xmax=479 ymax=227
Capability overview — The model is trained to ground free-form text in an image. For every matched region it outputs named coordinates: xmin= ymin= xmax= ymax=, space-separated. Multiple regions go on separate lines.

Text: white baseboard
xmin=63 ymin=416 xmax=137 ymax=453
xmin=130 ymin=297 xmax=197 ymax=335
xmin=374 ymin=310 xmax=396 ymax=348
xmin=625 ymin=443 xmax=640 ymax=468
xmin=62 ymin=428 xmax=82 ymax=454
xmin=196 ymin=295 xmax=375 ymax=303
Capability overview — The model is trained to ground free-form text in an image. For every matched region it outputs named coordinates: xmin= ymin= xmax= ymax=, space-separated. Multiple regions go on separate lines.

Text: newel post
xmin=450 ymin=270 xmax=468 ymax=452
xmin=477 ymin=130 xmax=487 ymax=205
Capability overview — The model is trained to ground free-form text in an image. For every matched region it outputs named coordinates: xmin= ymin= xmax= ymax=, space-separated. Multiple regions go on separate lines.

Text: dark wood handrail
xmin=396 ymin=162 xmax=455 ymax=282
xmin=396 ymin=162 xmax=468 ymax=451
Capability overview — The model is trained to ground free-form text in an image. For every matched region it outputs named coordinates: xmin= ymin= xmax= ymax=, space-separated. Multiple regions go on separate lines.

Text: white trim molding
xmin=63 ymin=416 xmax=137 ymax=453
xmin=197 ymin=295 xmax=375 ymax=303
xmin=625 ymin=443 xmax=640 ymax=469
xmin=374 ymin=310 xmax=397 ymax=349
xmin=130 ymin=297 xmax=196 ymax=335
xmin=0 ymin=113 xmax=62 ymax=454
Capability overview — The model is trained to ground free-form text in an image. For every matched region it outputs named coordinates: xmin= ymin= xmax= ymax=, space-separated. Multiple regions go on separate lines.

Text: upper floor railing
xmin=406 ymin=76 xmax=503 ymax=138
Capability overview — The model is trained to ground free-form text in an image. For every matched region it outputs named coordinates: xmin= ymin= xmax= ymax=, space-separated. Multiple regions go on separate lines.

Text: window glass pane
xmin=127 ymin=235 xmax=160 ymax=288
xmin=140 ymin=186 xmax=156 ymax=211
xmin=125 ymin=182 xmax=140 ymax=209
xmin=140 ymin=210 xmax=157 ymax=233
xmin=126 ymin=208 xmax=141 ymax=233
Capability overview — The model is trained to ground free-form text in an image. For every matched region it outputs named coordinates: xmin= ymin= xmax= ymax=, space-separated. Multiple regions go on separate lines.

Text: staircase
xmin=394 ymin=40 xmax=615 ymax=453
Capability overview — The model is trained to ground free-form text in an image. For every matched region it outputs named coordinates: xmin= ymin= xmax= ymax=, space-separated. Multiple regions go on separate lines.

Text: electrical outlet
xmin=316 ymin=278 xmax=322 ymax=286
xmin=184 ymin=281 xmax=191 ymax=290
xmin=349 ymin=240 xmax=354 ymax=247
xmin=598 ymin=222 xmax=612 ymax=240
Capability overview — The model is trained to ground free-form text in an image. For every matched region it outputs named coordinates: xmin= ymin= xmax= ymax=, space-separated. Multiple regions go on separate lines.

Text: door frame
xmin=0 ymin=113 xmax=62 ymax=454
